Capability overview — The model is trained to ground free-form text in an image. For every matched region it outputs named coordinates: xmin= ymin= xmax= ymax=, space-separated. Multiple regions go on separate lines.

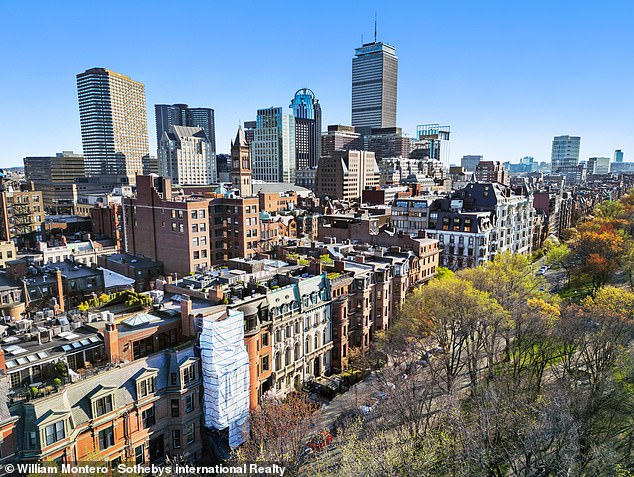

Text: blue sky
xmin=1 ymin=0 xmax=632 ymax=167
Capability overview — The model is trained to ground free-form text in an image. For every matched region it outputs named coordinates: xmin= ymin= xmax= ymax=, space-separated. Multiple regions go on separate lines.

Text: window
xmin=192 ymin=237 xmax=199 ymax=246
xmin=201 ymin=249 xmax=208 ymax=258
xmin=172 ymin=430 xmax=181 ymax=449
xmin=183 ymin=365 xmax=196 ymax=385
xmin=191 ymin=210 xmax=198 ymax=219
xmin=172 ymin=222 xmax=177 ymax=232
xmin=199 ymin=222 xmax=206 ymax=232
xmin=171 ymin=399 xmax=180 ymax=417
xmin=135 ymin=445 xmax=145 ymax=464
xmin=142 ymin=406 xmax=156 ymax=428
xmin=45 ymin=421 xmax=65 ymax=445
xmin=186 ymin=423 xmax=195 ymax=444
xmin=179 ymin=223 xmax=184 ymax=233
xmin=138 ymin=376 xmax=156 ymax=398
xmin=185 ymin=394 xmax=194 ymax=413
xmin=262 ymin=332 xmax=269 ymax=346
xmin=192 ymin=224 xmax=198 ymax=233
xmin=261 ymin=355 xmax=269 ymax=372
xmin=199 ymin=209 xmax=206 ymax=218
xmin=193 ymin=251 xmax=200 ymax=260
xmin=94 ymin=395 xmax=113 ymax=417
xmin=170 ymin=373 xmax=177 ymax=386
xmin=98 ymin=426 xmax=114 ymax=450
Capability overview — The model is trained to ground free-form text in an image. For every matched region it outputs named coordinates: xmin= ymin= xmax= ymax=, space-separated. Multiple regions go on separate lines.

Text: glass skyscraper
xmin=252 ymin=107 xmax=296 ymax=183
xmin=290 ymin=88 xmax=321 ymax=170
xmin=352 ymin=42 xmax=398 ymax=133
xmin=77 ymin=68 xmax=149 ymax=183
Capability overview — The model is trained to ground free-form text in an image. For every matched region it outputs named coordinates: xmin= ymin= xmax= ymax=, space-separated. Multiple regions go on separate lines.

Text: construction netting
xmin=200 ymin=308 xmax=250 ymax=448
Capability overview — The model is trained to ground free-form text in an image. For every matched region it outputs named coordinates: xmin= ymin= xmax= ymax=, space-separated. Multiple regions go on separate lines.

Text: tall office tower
xmin=321 ymin=125 xmax=363 ymax=157
xmin=251 ymin=107 xmax=296 ymax=183
xmin=551 ymin=135 xmax=581 ymax=182
xmin=316 ymin=150 xmax=379 ymax=201
xmin=351 ymin=41 xmax=398 ymax=133
xmin=551 ymin=135 xmax=580 ymax=170
xmin=290 ymin=88 xmax=321 ymax=170
xmin=461 ymin=155 xmax=482 ymax=172
xmin=417 ymin=124 xmax=451 ymax=169
xmin=231 ymin=126 xmax=253 ymax=197
xmin=77 ymin=68 xmax=149 ymax=183
xmin=615 ymin=149 xmax=624 ymax=163
xmin=154 ymin=104 xmax=216 ymax=156
xmin=24 ymin=151 xmax=85 ymax=183
xmin=158 ymin=126 xmax=216 ymax=185
xmin=588 ymin=157 xmax=611 ymax=175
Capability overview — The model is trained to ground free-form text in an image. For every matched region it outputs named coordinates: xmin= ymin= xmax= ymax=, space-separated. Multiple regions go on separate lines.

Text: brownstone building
xmin=124 ymin=176 xmax=212 ymax=277
xmin=0 ymin=181 xmax=44 ymax=249
xmin=209 ymin=196 xmax=260 ymax=263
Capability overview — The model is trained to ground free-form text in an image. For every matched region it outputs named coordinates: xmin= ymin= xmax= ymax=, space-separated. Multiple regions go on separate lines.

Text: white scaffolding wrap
xmin=200 ymin=308 xmax=250 ymax=448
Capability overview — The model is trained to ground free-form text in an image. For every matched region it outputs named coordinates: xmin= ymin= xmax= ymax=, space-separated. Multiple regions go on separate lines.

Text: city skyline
xmin=1 ymin=0 xmax=633 ymax=168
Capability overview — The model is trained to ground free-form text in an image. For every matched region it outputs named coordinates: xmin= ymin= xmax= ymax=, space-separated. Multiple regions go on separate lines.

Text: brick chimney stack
xmin=103 ymin=312 xmax=119 ymax=364
xmin=55 ymin=269 xmax=64 ymax=313
xmin=180 ymin=298 xmax=193 ymax=337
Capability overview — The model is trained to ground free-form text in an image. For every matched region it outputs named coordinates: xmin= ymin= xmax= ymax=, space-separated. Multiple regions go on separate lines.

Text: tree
xmin=545 ymin=242 xmax=574 ymax=286
xmin=233 ymin=392 xmax=320 ymax=476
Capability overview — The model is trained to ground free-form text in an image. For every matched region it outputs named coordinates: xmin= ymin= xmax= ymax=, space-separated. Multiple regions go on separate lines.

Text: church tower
xmin=230 ymin=126 xmax=252 ymax=197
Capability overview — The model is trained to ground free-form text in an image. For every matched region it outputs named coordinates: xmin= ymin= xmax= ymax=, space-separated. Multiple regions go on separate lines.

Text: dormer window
xmin=45 ymin=421 xmax=65 ymax=446
xmin=183 ymin=365 xmax=196 ymax=385
xmin=95 ymin=395 xmax=113 ymax=417
xmin=138 ymin=376 xmax=156 ymax=398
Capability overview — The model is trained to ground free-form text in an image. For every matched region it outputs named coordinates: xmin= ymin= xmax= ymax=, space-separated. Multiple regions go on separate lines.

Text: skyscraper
xmin=290 ymin=88 xmax=321 ymax=170
xmin=351 ymin=41 xmax=398 ymax=132
xmin=251 ymin=107 xmax=296 ymax=183
xmin=461 ymin=155 xmax=482 ymax=172
xmin=77 ymin=68 xmax=149 ymax=183
xmin=417 ymin=124 xmax=451 ymax=169
xmin=551 ymin=135 xmax=581 ymax=182
xmin=154 ymin=104 xmax=216 ymax=156
xmin=551 ymin=135 xmax=580 ymax=170
xmin=615 ymin=149 xmax=624 ymax=163
xmin=158 ymin=126 xmax=216 ymax=185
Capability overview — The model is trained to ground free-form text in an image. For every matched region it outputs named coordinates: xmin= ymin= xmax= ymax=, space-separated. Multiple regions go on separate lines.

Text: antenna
xmin=374 ymin=13 xmax=377 ymax=42
xmin=361 ymin=33 xmax=364 ymax=44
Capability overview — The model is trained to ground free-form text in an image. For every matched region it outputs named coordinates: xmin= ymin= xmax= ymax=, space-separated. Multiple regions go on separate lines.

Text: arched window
xmin=314 ymin=334 xmax=319 ymax=350
xmin=305 ymin=338 xmax=310 ymax=354
xmin=294 ymin=342 xmax=300 ymax=361
xmin=275 ymin=352 xmax=281 ymax=371
xmin=323 ymin=329 xmax=327 ymax=345
xmin=285 ymin=348 xmax=291 ymax=366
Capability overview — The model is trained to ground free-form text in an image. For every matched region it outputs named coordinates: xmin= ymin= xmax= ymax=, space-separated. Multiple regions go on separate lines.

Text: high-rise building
xmin=230 ymin=127 xmax=253 ymax=197
xmin=417 ymin=124 xmax=451 ymax=169
xmin=351 ymin=42 xmax=398 ymax=132
xmin=321 ymin=125 xmax=363 ymax=157
xmin=251 ymin=107 xmax=296 ymax=183
xmin=77 ymin=68 xmax=149 ymax=183
xmin=615 ymin=149 xmax=624 ymax=163
xmin=290 ymin=88 xmax=321 ymax=170
xmin=461 ymin=155 xmax=482 ymax=172
xmin=154 ymin=104 xmax=216 ymax=156
xmin=316 ymin=150 xmax=379 ymax=201
xmin=158 ymin=126 xmax=216 ymax=185
xmin=23 ymin=151 xmax=85 ymax=214
xmin=475 ymin=161 xmax=509 ymax=185
xmin=551 ymin=135 xmax=581 ymax=183
xmin=587 ymin=157 xmax=611 ymax=175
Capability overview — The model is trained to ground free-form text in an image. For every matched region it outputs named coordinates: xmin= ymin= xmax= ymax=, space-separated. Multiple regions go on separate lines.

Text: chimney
xmin=206 ymin=286 xmax=224 ymax=305
xmin=104 ymin=313 xmax=120 ymax=364
xmin=22 ymin=281 xmax=30 ymax=311
xmin=55 ymin=269 xmax=64 ymax=313
xmin=309 ymin=261 xmax=323 ymax=276
xmin=334 ymin=260 xmax=345 ymax=272
xmin=180 ymin=298 xmax=193 ymax=337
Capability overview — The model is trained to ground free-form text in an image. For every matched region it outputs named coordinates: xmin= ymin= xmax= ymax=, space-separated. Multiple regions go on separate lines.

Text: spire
xmin=234 ymin=126 xmax=248 ymax=148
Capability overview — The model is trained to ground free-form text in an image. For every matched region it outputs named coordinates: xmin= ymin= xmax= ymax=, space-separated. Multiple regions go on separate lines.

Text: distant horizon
xmin=1 ymin=0 xmax=632 ymax=168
